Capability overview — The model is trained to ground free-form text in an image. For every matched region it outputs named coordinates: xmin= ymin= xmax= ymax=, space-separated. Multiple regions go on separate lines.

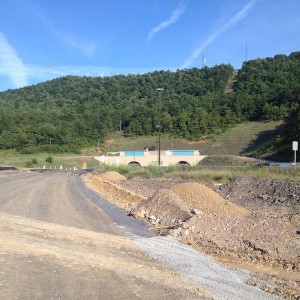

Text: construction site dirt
xmin=84 ymin=171 xmax=300 ymax=300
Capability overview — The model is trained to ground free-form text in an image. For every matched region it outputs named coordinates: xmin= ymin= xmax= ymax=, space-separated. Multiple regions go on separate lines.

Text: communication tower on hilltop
xmin=202 ymin=53 xmax=207 ymax=68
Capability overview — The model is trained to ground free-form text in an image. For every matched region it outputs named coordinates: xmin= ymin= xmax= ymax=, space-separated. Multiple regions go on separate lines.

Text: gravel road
xmin=0 ymin=171 xmax=282 ymax=299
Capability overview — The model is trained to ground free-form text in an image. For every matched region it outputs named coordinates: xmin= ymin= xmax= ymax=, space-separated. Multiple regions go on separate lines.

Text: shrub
xmin=25 ymin=161 xmax=33 ymax=168
xmin=45 ymin=156 xmax=53 ymax=163
xmin=147 ymin=165 xmax=164 ymax=177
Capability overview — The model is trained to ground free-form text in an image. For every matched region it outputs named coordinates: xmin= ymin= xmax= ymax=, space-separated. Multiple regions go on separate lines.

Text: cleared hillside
xmin=104 ymin=120 xmax=284 ymax=157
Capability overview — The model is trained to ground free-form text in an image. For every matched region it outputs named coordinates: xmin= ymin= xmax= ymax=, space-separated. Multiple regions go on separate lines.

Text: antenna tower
xmin=202 ymin=53 xmax=207 ymax=68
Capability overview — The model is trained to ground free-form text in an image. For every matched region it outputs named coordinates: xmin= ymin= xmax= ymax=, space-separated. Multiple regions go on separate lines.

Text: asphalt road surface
xmin=0 ymin=171 xmax=204 ymax=300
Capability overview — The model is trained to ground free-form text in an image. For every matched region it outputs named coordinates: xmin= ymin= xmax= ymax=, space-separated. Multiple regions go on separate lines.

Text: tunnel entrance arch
xmin=176 ymin=161 xmax=191 ymax=166
xmin=128 ymin=161 xmax=141 ymax=166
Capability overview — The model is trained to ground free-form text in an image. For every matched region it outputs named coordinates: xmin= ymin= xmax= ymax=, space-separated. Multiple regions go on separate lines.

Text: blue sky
xmin=0 ymin=0 xmax=299 ymax=91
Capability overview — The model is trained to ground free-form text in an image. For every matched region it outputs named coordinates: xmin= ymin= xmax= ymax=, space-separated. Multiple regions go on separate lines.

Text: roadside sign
xmin=293 ymin=141 xmax=298 ymax=166
xmin=293 ymin=141 xmax=298 ymax=151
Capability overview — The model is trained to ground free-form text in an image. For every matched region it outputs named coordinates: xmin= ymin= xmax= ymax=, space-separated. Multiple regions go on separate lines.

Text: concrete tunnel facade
xmin=94 ymin=150 xmax=207 ymax=167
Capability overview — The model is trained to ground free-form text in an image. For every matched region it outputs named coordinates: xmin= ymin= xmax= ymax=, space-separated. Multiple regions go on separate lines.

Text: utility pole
xmin=49 ymin=138 xmax=52 ymax=149
xmin=245 ymin=41 xmax=248 ymax=62
xmin=156 ymin=88 xmax=164 ymax=166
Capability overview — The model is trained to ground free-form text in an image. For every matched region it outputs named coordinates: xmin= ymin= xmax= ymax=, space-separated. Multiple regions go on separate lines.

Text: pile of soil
xmin=212 ymin=177 xmax=300 ymax=227
xmin=96 ymin=171 xmax=127 ymax=181
xmin=83 ymin=174 xmax=300 ymax=299
xmin=83 ymin=175 xmax=144 ymax=210
xmin=116 ymin=178 xmax=183 ymax=198
xmin=131 ymin=181 xmax=248 ymax=228
xmin=214 ymin=177 xmax=300 ymax=207
xmin=177 ymin=214 xmax=299 ymax=271
xmin=170 ymin=182 xmax=249 ymax=218
xmin=131 ymin=189 xmax=191 ymax=227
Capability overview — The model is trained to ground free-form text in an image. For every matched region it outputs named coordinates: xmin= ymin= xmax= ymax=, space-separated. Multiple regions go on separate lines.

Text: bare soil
xmin=84 ymin=172 xmax=300 ymax=299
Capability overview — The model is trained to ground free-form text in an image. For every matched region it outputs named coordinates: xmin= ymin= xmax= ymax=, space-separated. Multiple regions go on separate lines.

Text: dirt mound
xmin=116 ymin=178 xmax=184 ymax=198
xmin=131 ymin=189 xmax=191 ymax=227
xmin=97 ymin=171 xmax=127 ymax=181
xmin=214 ymin=177 xmax=300 ymax=207
xmin=170 ymin=182 xmax=249 ymax=217
xmin=85 ymin=175 xmax=300 ymax=299
xmin=83 ymin=176 xmax=144 ymax=210
xmin=177 ymin=214 xmax=299 ymax=271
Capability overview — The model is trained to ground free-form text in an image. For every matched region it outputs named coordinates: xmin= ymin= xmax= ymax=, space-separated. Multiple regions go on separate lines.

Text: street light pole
xmin=156 ymin=88 xmax=164 ymax=166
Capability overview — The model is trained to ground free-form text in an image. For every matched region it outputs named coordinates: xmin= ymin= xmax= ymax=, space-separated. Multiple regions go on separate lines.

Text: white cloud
xmin=180 ymin=0 xmax=259 ymax=68
xmin=0 ymin=32 xmax=28 ymax=88
xmin=147 ymin=4 xmax=186 ymax=41
xmin=64 ymin=36 xmax=98 ymax=56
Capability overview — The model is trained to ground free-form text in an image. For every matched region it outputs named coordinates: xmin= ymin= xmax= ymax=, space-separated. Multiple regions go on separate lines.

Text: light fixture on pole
xmin=156 ymin=88 xmax=164 ymax=166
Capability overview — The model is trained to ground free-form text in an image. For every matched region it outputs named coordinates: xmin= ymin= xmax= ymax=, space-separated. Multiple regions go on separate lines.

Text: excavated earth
xmin=83 ymin=172 xmax=300 ymax=300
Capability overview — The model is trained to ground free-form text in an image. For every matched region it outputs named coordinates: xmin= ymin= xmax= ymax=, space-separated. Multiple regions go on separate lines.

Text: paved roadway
xmin=0 ymin=171 xmax=203 ymax=300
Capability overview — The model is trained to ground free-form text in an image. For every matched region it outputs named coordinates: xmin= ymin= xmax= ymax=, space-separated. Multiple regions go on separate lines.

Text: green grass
xmin=96 ymin=163 xmax=300 ymax=184
xmin=0 ymin=149 xmax=99 ymax=170
xmin=209 ymin=120 xmax=283 ymax=156
xmin=101 ymin=120 xmax=284 ymax=157
xmin=2 ymin=148 xmax=299 ymax=183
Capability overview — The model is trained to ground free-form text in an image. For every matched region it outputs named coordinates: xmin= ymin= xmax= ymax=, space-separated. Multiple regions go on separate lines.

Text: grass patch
xmin=100 ymin=120 xmax=284 ymax=158
xmin=99 ymin=163 xmax=300 ymax=183
xmin=168 ymin=169 xmax=235 ymax=184
xmin=0 ymin=149 xmax=99 ymax=170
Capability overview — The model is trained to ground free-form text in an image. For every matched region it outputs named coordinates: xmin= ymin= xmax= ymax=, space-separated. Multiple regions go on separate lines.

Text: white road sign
xmin=293 ymin=141 xmax=298 ymax=151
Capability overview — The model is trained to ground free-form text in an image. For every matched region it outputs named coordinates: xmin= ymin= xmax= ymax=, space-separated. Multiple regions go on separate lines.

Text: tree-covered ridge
xmin=0 ymin=51 xmax=299 ymax=157
xmin=233 ymin=52 xmax=300 ymax=121
xmin=0 ymin=65 xmax=234 ymax=152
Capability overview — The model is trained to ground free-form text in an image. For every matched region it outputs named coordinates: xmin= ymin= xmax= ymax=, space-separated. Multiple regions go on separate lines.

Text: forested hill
xmin=0 ymin=64 xmax=234 ymax=152
xmin=0 ymin=51 xmax=299 ymax=156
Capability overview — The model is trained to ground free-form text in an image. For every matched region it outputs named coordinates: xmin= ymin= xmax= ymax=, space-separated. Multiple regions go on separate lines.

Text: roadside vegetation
xmin=0 ymin=119 xmax=296 ymax=172
xmin=101 ymin=157 xmax=300 ymax=183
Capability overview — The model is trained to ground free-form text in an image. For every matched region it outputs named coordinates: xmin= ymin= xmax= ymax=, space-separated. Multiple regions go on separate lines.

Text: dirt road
xmin=0 ymin=171 xmax=203 ymax=299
